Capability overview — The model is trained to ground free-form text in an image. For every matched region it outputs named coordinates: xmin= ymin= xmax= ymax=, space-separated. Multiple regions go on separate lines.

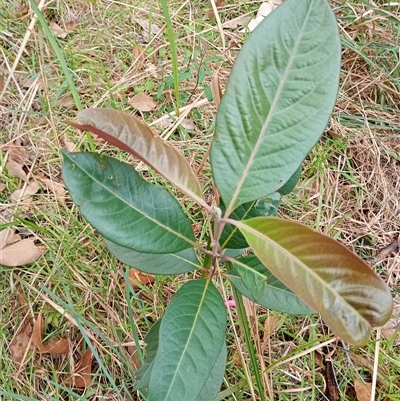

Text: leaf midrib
xmin=77 ymin=111 xmax=204 ymax=201
xmin=66 ymin=152 xmax=196 ymax=248
xmin=238 ymin=219 xmax=366 ymax=323
xmin=164 ymin=280 xmax=212 ymax=400
xmin=226 ymin=4 xmax=314 ymax=216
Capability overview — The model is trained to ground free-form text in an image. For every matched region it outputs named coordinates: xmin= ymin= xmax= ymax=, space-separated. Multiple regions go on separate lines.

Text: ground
xmin=1 ymin=0 xmax=400 ymax=400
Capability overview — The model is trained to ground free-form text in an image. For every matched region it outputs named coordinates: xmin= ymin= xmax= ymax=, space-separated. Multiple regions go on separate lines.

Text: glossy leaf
xmin=228 ymin=256 xmax=315 ymax=315
xmin=194 ymin=343 xmax=227 ymax=401
xmin=230 ymin=257 xmax=267 ymax=302
xmin=223 ymin=248 xmax=245 ymax=259
xmin=105 ymin=239 xmax=200 ymax=275
xmin=149 ymin=280 xmax=226 ymax=401
xmin=238 ymin=217 xmax=393 ymax=345
xmin=210 ymin=0 xmax=341 ymax=211
xmin=68 ymin=108 xmax=203 ymax=202
xmin=135 ymin=319 xmax=161 ymax=390
xmin=278 ymin=165 xmax=302 ymax=196
xmin=136 ymin=322 xmax=227 ymax=401
xmin=62 ymin=151 xmax=195 ymax=254
xmin=220 ymin=193 xmax=280 ymax=249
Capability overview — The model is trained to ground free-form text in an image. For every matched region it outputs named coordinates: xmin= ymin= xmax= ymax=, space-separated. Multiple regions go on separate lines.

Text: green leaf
xmin=105 ymin=239 xmax=200 ymax=275
xmin=230 ymin=257 xmax=267 ymax=302
xmin=228 ymin=256 xmax=315 ymax=315
xmin=62 ymin=151 xmax=195 ymax=254
xmin=194 ymin=342 xmax=227 ymax=401
xmin=277 ymin=165 xmax=302 ymax=196
xmin=135 ymin=319 xmax=162 ymax=390
xmin=149 ymin=280 xmax=227 ymax=401
xmin=238 ymin=217 xmax=393 ymax=345
xmin=68 ymin=108 xmax=203 ymax=203
xmin=136 ymin=323 xmax=227 ymax=401
xmin=223 ymin=248 xmax=245 ymax=259
xmin=210 ymin=0 xmax=341 ymax=211
xmin=220 ymin=193 xmax=280 ymax=249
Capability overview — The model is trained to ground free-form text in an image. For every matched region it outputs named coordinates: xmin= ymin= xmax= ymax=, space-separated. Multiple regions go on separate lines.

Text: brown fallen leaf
xmin=5 ymin=143 xmax=30 ymax=165
xmin=243 ymin=1 xmax=284 ymax=32
xmin=321 ymin=343 xmax=340 ymax=401
xmin=325 ymin=359 xmax=339 ymax=401
xmin=128 ymin=269 xmax=155 ymax=289
xmin=62 ymin=134 xmax=76 ymax=152
xmin=50 ymin=21 xmax=79 ymax=39
xmin=0 ymin=209 xmax=14 ymax=249
xmin=0 ymin=227 xmax=14 ymax=250
xmin=20 ymin=74 xmax=47 ymax=91
xmin=326 ymin=129 xmax=342 ymax=139
xmin=34 ymin=367 xmax=47 ymax=378
xmin=223 ymin=15 xmax=251 ymax=29
xmin=10 ymin=322 xmax=34 ymax=369
xmin=206 ymin=0 xmax=225 ymax=19
xmin=17 ymin=285 xmax=29 ymax=316
xmin=349 ymin=353 xmax=387 ymax=382
xmin=31 ymin=315 xmax=46 ymax=352
xmin=261 ymin=315 xmax=280 ymax=352
xmin=45 ymin=337 xmax=70 ymax=354
xmin=65 ymin=20 xmax=80 ymax=31
xmin=126 ymin=343 xmax=140 ymax=370
xmin=0 ymin=238 xmax=43 ymax=267
xmin=243 ymin=296 xmax=257 ymax=334
xmin=31 ymin=314 xmax=69 ymax=354
xmin=354 ymin=379 xmax=372 ymax=401
xmin=370 ymin=235 xmax=400 ymax=265
xmin=55 ymin=93 xmax=76 ymax=109
xmin=0 ymin=183 xmax=6 ymax=192
xmin=211 ymin=74 xmax=223 ymax=109
xmin=11 ymin=181 xmax=40 ymax=203
xmin=6 ymin=158 xmax=28 ymax=182
xmin=50 ymin=22 xmax=68 ymax=38
xmin=128 ymin=93 xmax=157 ymax=112
xmin=133 ymin=18 xmax=161 ymax=43
xmin=154 ymin=116 xmax=197 ymax=132
xmin=180 ymin=118 xmax=197 ymax=131
xmin=74 ymin=348 xmax=93 ymax=388
xmin=8 ymin=233 xmax=22 ymax=245
xmin=382 ymin=325 xmax=400 ymax=343
xmin=36 ymin=175 xmax=66 ymax=202
xmin=133 ymin=45 xmax=146 ymax=71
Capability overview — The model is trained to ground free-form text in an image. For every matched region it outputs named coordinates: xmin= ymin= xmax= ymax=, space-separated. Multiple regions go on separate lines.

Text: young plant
xmin=61 ymin=0 xmax=392 ymax=399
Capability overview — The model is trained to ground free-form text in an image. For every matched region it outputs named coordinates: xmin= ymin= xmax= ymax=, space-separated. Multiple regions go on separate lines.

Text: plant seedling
xmin=61 ymin=0 xmax=393 ymax=399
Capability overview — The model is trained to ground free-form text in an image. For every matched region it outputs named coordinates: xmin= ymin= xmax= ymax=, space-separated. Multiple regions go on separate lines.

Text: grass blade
xmin=159 ymin=0 xmax=180 ymax=115
xmin=28 ymin=0 xmax=95 ymax=151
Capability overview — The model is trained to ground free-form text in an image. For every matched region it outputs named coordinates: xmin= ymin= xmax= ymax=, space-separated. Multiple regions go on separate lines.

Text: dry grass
xmin=1 ymin=0 xmax=400 ymax=400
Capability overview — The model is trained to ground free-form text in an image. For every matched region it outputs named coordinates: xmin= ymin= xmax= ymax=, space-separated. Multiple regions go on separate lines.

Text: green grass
xmin=1 ymin=0 xmax=400 ymax=399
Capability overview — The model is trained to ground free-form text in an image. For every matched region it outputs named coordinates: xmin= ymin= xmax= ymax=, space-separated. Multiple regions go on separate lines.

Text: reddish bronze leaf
xmin=67 ymin=109 xmax=203 ymax=203
xmin=238 ymin=217 xmax=393 ymax=345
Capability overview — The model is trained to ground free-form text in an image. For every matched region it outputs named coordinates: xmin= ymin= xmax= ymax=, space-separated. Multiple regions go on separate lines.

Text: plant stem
xmin=209 ymin=207 xmax=223 ymax=279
